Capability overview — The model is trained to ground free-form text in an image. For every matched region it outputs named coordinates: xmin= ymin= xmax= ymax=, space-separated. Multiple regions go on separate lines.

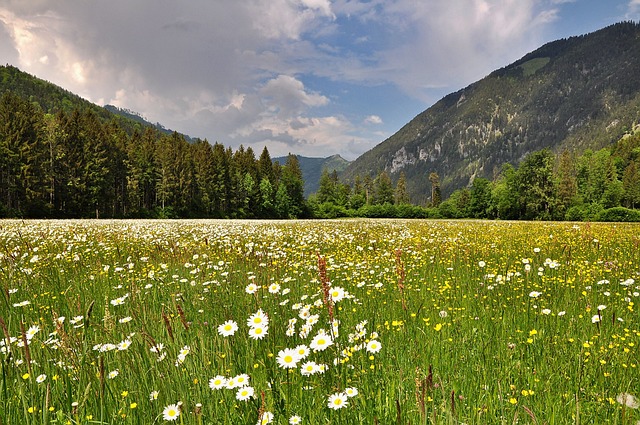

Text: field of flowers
xmin=0 ymin=219 xmax=639 ymax=424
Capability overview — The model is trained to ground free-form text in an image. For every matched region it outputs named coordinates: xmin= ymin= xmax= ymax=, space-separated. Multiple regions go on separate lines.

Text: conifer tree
xmin=394 ymin=171 xmax=410 ymax=205
xmin=429 ymin=172 xmax=441 ymax=207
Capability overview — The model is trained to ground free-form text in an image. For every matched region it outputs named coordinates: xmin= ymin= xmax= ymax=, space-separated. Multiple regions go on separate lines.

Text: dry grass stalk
xmin=162 ymin=308 xmax=174 ymax=342
xmin=19 ymin=321 xmax=32 ymax=375
xmin=176 ymin=303 xmax=190 ymax=330
xmin=317 ymin=253 xmax=334 ymax=323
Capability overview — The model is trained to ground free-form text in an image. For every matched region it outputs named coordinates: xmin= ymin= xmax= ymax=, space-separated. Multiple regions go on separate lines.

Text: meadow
xmin=0 ymin=219 xmax=638 ymax=424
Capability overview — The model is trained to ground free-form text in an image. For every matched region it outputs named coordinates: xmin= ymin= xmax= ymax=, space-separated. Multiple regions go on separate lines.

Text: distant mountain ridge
xmin=343 ymin=21 xmax=640 ymax=202
xmin=275 ymin=154 xmax=351 ymax=196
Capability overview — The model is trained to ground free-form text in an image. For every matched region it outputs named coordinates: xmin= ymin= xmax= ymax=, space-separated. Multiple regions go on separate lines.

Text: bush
xmin=313 ymin=202 xmax=351 ymax=219
xmin=596 ymin=207 xmax=640 ymax=222
xmin=565 ymin=203 xmax=604 ymax=221
xmin=357 ymin=203 xmax=398 ymax=218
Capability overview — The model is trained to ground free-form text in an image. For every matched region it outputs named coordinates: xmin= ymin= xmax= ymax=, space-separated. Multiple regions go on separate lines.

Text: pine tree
xmin=192 ymin=139 xmax=217 ymax=216
xmin=82 ymin=110 xmax=112 ymax=218
xmin=622 ymin=160 xmax=640 ymax=208
xmin=429 ymin=172 xmax=441 ymax=207
xmin=317 ymin=168 xmax=336 ymax=204
xmin=259 ymin=177 xmax=275 ymax=217
xmin=556 ymin=149 xmax=578 ymax=213
xmin=281 ymin=154 xmax=306 ymax=217
xmin=374 ymin=171 xmax=394 ymax=205
xmin=394 ymin=171 xmax=410 ymax=205
xmin=0 ymin=92 xmax=46 ymax=215
xmin=601 ymin=157 xmax=624 ymax=208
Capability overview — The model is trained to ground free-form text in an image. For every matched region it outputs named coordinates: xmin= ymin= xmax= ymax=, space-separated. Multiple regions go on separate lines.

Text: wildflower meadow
xmin=0 ymin=219 xmax=638 ymax=424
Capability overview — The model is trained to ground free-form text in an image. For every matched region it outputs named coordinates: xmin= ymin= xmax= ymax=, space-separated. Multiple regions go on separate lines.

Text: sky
xmin=0 ymin=1 xmax=637 ymax=160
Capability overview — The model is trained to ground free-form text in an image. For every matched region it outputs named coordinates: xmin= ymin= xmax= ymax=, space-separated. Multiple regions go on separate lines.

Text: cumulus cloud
xmin=0 ymin=0 xmax=591 ymax=158
xmin=628 ymin=0 xmax=640 ymax=17
xmin=364 ymin=115 xmax=383 ymax=125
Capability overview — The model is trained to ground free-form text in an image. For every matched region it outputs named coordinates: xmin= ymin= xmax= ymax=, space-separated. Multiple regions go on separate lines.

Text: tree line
xmin=311 ymin=132 xmax=640 ymax=221
xmin=0 ymin=92 xmax=307 ymax=219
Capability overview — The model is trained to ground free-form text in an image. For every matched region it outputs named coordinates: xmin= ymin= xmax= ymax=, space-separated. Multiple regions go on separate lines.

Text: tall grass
xmin=0 ymin=219 xmax=638 ymax=424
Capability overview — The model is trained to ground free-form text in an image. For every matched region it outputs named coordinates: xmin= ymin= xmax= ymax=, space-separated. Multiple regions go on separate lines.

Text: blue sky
xmin=0 ymin=0 xmax=637 ymax=159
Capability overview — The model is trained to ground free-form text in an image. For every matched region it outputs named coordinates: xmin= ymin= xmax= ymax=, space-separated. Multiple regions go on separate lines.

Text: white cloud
xmin=628 ymin=0 xmax=640 ymax=17
xmin=364 ymin=115 xmax=383 ymax=125
xmin=0 ymin=0 xmax=582 ymax=159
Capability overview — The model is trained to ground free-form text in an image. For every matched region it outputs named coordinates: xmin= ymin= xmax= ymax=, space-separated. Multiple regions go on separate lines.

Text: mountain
xmin=0 ymin=65 xmax=195 ymax=140
xmin=275 ymin=154 xmax=351 ymax=196
xmin=342 ymin=21 xmax=640 ymax=203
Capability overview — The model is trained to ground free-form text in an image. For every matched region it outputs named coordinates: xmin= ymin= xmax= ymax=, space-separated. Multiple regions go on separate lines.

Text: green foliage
xmin=596 ymin=206 xmax=640 ymax=222
xmin=274 ymin=154 xmax=350 ymax=196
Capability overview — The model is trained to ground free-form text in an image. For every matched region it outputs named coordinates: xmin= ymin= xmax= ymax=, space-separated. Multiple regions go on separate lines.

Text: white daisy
xmin=276 ymin=348 xmax=300 ymax=369
xmin=310 ymin=333 xmax=333 ymax=352
xmin=236 ymin=386 xmax=255 ymax=401
xmin=209 ymin=375 xmax=227 ymax=390
xmin=217 ymin=320 xmax=238 ymax=337
xmin=327 ymin=392 xmax=348 ymax=409
xmin=162 ymin=403 xmax=180 ymax=421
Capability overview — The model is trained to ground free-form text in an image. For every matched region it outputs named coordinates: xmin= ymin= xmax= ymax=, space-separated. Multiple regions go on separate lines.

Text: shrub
xmin=596 ymin=207 xmax=640 ymax=222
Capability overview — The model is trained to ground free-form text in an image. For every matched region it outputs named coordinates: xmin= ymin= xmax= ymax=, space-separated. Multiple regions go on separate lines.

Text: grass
xmin=0 ymin=219 xmax=638 ymax=424
xmin=518 ymin=57 xmax=551 ymax=77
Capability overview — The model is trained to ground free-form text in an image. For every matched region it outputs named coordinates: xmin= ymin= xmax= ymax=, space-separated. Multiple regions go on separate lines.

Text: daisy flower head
xmin=236 ymin=386 xmax=255 ymax=401
xmin=234 ymin=373 xmax=250 ymax=387
xmin=327 ymin=392 xmax=349 ymax=409
xmin=246 ymin=283 xmax=259 ymax=294
xmin=217 ymin=320 xmax=238 ymax=337
xmin=162 ymin=403 xmax=181 ymax=421
xmin=36 ymin=374 xmax=47 ymax=384
xmin=295 ymin=344 xmax=310 ymax=360
xmin=366 ymin=340 xmax=382 ymax=354
xmin=345 ymin=387 xmax=359 ymax=398
xmin=300 ymin=361 xmax=319 ymax=376
xmin=289 ymin=415 xmax=302 ymax=424
xmin=268 ymin=283 xmax=281 ymax=294
xmin=276 ymin=348 xmax=300 ymax=369
xmin=329 ymin=286 xmax=345 ymax=303
xmin=247 ymin=309 xmax=269 ymax=328
xmin=248 ymin=324 xmax=268 ymax=340
xmin=209 ymin=375 xmax=227 ymax=390
xmin=27 ymin=324 xmax=41 ymax=339
xmin=298 ymin=307 xmax=311 ymax=320
xmin=226 ymin=376 xmax=239 ymax=389
xmin=310 ymin=333 xmax=333 ymax=352
xmin=117 ymin=339 xmax=132 ymax=351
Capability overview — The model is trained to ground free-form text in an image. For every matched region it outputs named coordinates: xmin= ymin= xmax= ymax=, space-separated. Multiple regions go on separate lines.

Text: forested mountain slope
xmin=0 ymin=65 xmax=191 ymax=139
xmin=343 ymin=22 xmax=640 ymax=202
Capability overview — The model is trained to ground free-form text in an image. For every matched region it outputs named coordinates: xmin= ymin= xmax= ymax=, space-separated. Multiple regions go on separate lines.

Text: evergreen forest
xmin=0 ymin=91 xmax=307 ymax=219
